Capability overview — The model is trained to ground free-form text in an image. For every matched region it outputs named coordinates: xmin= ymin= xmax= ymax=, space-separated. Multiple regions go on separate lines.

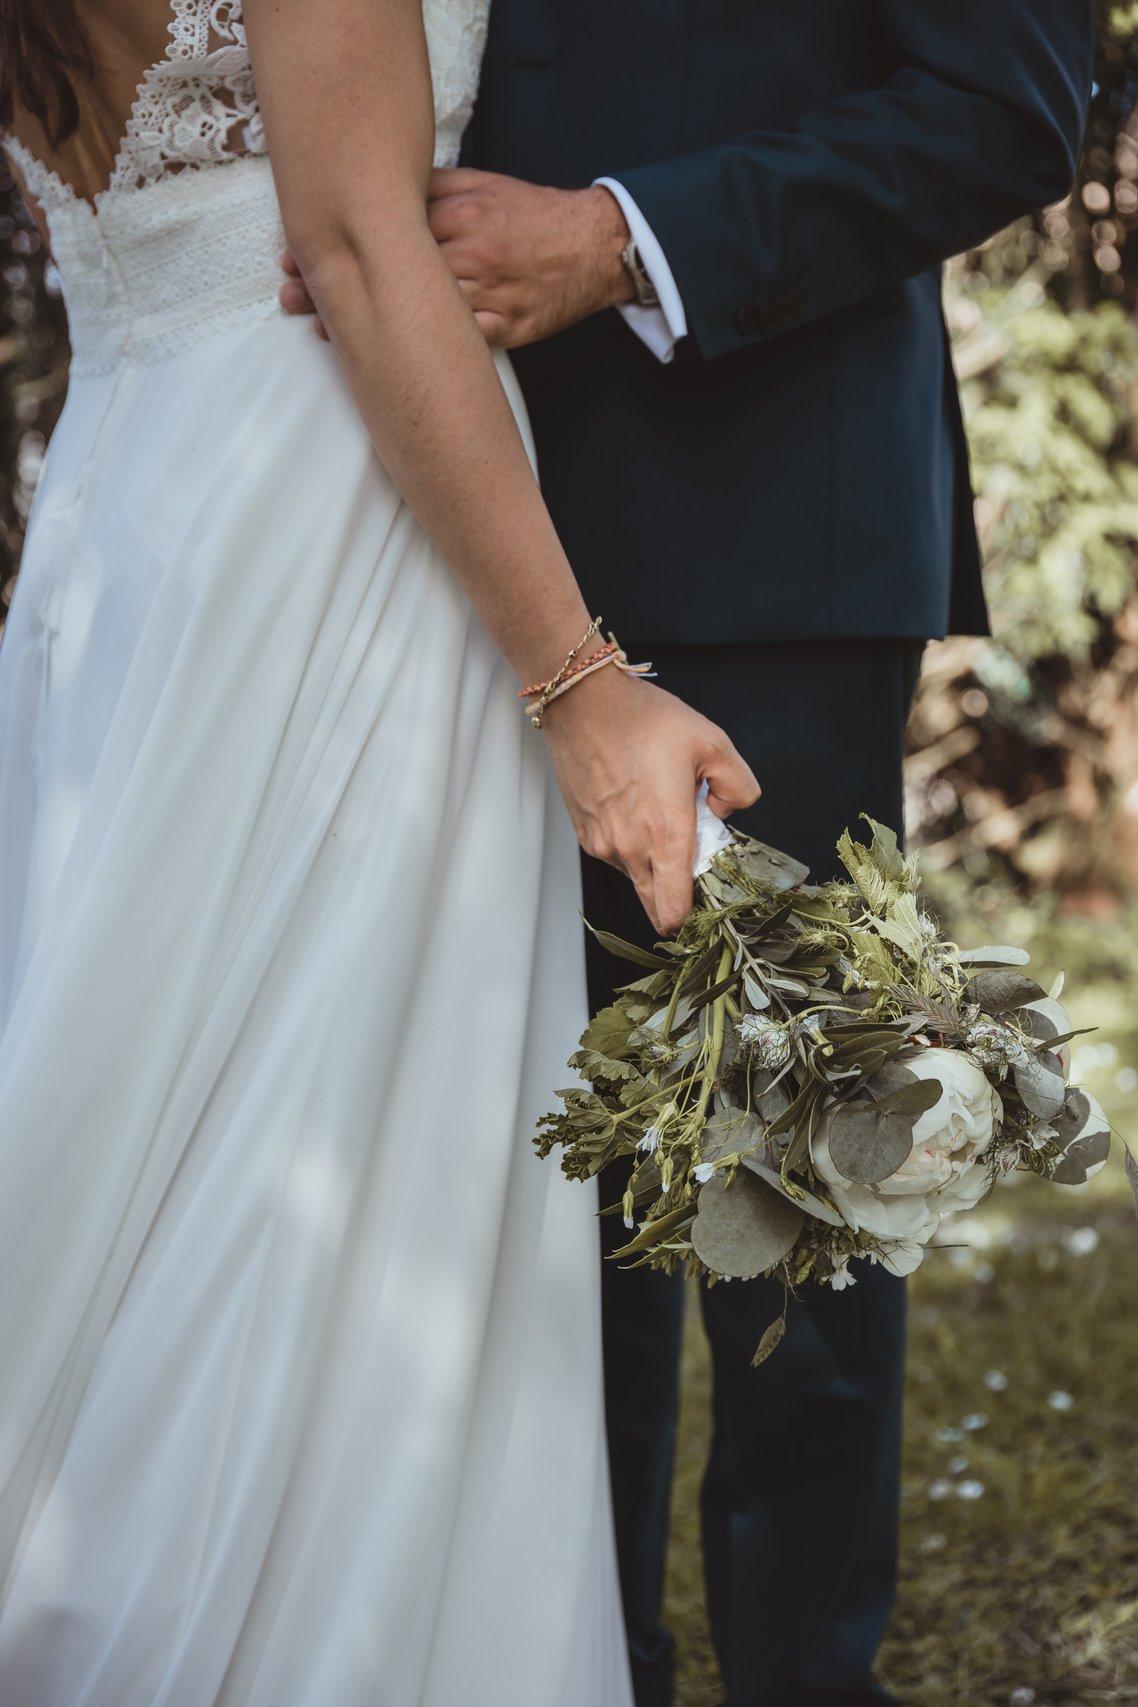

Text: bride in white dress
xmin=0 ymin=2 xmax=757 ymax=1701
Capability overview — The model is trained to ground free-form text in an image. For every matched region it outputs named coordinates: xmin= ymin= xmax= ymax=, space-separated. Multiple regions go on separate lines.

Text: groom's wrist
xmin=581 ymin=185 xmax=637 ymax=313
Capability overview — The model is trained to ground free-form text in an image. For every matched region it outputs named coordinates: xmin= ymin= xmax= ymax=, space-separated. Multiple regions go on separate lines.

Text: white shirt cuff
xmin=594 ymin=176 xmax=689 ymax=364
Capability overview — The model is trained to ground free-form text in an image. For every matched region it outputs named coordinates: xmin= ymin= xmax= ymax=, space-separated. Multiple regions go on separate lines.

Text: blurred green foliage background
xmin=2 ymin=6 xmax=1138 ymax=1704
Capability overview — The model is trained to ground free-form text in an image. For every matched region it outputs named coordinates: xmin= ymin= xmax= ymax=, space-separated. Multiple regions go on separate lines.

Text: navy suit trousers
xmin=584 ymin=639 xmax=922 ymax=1707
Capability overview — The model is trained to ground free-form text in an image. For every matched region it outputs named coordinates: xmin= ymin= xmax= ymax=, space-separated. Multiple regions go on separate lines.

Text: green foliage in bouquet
xmin=537 ymin=823 xmax=1121 ymax=1361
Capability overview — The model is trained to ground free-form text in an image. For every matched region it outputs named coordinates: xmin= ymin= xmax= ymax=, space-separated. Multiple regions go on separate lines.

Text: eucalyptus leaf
xmin=741 ymin=1156 xmax=844 ymax=1225
xmin=1125 ymin=1144 xmax=1138 ymax=1217
xmin=702 ymin=1106 xmax=763 ymax=1162
xmin=733 ymin=842 xmax=811 ymax=892
xmin=751 ymin=1314 xmax=787 ymax=1368
xmin=1020 ymin=1007 xmax=1062 ymax=1044
xmin=1051 ymin=1090 xmax=1092 ymax=1145
xmin=1050 ymin=1129 xmax=1111 ymax=1185
xmin=958 ymin=945 xmax=1031 ymax=967
xmin=866 ymin=1063 xmax=919 ymax=1099
xmin=691 ymin=1171 xmax=805 ymax=1280
xmin=754 ymin=1076 xmax=792 ymax=1125
xmin=1014 ymin=1050 xmax=1066 ymax=1119
xmin=826 ymin=1103 xmax=916 ymax=1186
xmin=878 ymin=1078 xmax=943 ymax=1120
xmin=967 ymin=969 xmax=1045 ymax=1013
xmin=699 ymin=869 xmax=751 ymax=908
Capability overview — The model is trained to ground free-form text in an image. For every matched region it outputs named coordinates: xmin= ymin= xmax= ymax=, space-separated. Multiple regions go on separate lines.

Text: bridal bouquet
xmin=537 ymin=803 xmax=1117 ymax=1362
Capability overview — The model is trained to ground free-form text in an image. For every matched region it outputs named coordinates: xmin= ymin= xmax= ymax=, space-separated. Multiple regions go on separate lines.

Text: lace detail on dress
xmin=0 ymin=0 xmax=492 ymax=373
xmin=108 ymin=0 xmax=265 ymax=195
xmin=0 ymin=1 xmax=264 ymax=214
xmin=425 ymin=0 xmax=491 ymax=169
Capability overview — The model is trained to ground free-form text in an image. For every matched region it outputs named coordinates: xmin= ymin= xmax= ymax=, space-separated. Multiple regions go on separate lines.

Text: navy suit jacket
xmin=466 ymin=0 xmax=1093 ymax=645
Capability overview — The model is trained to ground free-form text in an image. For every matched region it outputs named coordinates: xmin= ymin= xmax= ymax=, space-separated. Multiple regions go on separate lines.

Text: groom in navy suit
xmin=284 ymin=5 xmax=1094 ymax=1702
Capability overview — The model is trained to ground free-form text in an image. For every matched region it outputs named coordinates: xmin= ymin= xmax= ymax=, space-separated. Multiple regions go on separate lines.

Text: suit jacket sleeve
xmin=612 ymin=0 xmax=1094 ymax=360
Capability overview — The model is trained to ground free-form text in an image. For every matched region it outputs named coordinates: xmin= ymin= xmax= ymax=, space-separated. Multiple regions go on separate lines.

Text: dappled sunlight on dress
xmin=0 ymin=4 xmax=632 ymax=1703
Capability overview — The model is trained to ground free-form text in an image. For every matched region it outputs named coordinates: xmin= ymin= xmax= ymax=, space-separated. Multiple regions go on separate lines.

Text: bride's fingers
xmin=650 ymin=846 xmax=695 ymax=937
xmin=703 ymin=743 xmax=760 ymax=820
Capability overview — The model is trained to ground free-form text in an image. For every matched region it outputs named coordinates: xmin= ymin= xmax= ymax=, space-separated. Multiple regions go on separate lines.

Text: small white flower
xmin=829 ymin=1255 xmax=857 ymax=1291
xmin=693 ymin=1162 xmax=718 ymax=1185
xmin=736 ymin=1014 xmax=793 ymax=1070
xmin=638 ymin=1127 xmax=662 ymax=1156
xmin=966 ymin=1019 xmax=1020 ymax=1072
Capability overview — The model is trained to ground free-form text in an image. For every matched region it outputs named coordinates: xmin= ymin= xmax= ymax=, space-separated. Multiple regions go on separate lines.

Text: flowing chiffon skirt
xmin=0 ymin=268 xmax=631 ymax=1705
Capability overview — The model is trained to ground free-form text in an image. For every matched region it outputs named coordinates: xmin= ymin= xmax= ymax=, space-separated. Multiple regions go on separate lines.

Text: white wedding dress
xmin=0 ymin=5 xmax=632 ymax=1704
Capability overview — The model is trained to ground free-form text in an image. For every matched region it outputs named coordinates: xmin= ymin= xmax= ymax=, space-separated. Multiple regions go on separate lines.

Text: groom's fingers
xmin=473 ymin=310 xmax=510 ymax=347
xmin=427 ymin=166 xmax=497 ymax=202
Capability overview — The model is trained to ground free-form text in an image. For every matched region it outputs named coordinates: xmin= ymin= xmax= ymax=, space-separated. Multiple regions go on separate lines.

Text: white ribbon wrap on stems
xmin=692 ymin=781 xmax=735 ymax=878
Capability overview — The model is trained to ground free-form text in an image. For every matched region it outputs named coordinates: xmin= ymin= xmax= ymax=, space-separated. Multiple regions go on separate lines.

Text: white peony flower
xmin=871 ymin=1238 xmax=930 ymax=1278
xmin=811 ymin=1049 xmax=1001 ymax=1271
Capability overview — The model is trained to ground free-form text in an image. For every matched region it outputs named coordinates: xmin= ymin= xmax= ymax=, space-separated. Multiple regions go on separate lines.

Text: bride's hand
xmin=541 ymin=669 xmax=760 ymax=936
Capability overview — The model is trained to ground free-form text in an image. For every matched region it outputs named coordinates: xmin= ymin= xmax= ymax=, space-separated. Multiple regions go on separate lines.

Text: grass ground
xmin=665 ymin=885 xmax=1138 ymax=1707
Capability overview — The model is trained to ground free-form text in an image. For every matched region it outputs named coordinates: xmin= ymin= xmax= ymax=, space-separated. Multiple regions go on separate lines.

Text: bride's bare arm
xmin=243 ymin=0 xmax=758 ymax=932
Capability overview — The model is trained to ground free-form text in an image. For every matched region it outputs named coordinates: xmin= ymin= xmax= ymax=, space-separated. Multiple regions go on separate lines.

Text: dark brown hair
xmin=0 ymin=0 xmax=91 ymax=146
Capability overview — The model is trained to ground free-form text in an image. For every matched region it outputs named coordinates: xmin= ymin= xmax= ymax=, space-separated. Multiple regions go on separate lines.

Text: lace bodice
xmin=5 ymin=0 xmax=488 ymax=210
xmin=1 ymin=0 xmax=491 ymax=373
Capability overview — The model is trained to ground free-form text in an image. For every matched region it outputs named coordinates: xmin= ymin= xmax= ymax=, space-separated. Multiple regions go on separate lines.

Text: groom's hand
xmin=279 ymin=170 xmax=635 ymax=348
xmin=425 ymin=169 xmax=634 ymax=347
